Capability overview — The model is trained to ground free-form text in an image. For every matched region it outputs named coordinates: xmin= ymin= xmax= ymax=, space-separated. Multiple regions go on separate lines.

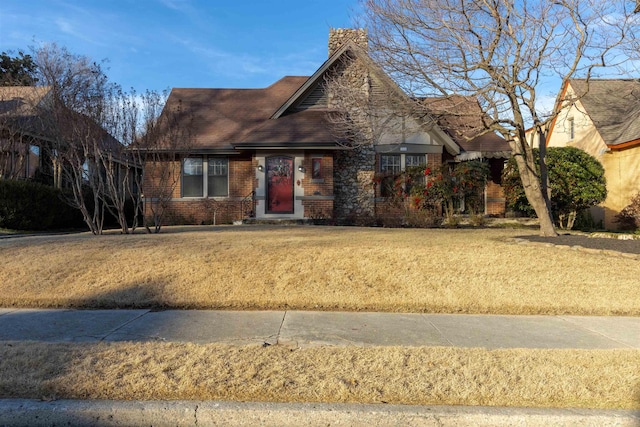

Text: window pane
xmin=405 ymin=155 xmax=426 ymax=168
xmin=207 ymin=158 xmax=228 ymax=197
xmin=312 ymin=158 xmax=322 ymax=179
xmin=380 ymin=155 xmax=401 ymax=174
xmin=183 ymin=158 xmax=203 ymax=197
xmin=208 ymin=158 xmax=227 ymax=176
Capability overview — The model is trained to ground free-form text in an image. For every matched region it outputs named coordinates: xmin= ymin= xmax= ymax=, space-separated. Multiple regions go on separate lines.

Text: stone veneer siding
xmin=328 ymin=28 xmax=368 ymax=56
xmin=334 ymin=146 xmax=376 ymax=222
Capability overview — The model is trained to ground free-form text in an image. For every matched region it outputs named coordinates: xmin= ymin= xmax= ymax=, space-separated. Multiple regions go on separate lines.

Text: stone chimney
xmin=328 ymin=28 xmax=368 ymax=57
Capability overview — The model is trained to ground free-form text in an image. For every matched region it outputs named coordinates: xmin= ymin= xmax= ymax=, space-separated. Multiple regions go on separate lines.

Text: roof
xmin=0 ymin=86 xmax=51 ymax=116
xmin=163 ymin=76 xmax=339 ymax=150
xmin=422 ymin=95 xmax=511 ymax=159
xmin=0 ymin=85 xmax=123 ymax=154
xmin=271 ymin=41 xmax=460 ymax=155
xmin=570 ymin=79 xmax=640 ymax=147
xmin=161 ymin=41 xmax=505 ymax=157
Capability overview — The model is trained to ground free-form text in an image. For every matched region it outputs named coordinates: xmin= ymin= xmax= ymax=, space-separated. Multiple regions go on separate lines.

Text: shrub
xmin=615 ymin=192 xmax=640 ymax=231
xmin=502 ymin=147 xmax=607 ymax=229
xmin=0 ymin=179 xmax=84 ymax=230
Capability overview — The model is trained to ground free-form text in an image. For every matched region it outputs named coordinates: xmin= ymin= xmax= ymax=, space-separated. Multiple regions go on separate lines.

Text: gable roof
xmin=270 ymin=41 xmax=461 ymax=156
xmin=569 ymin=79 xmax=640 ymax=148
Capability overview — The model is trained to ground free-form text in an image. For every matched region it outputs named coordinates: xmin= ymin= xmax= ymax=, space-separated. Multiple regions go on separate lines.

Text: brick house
xmin=145 ymin=29 xmax=510 ymax=225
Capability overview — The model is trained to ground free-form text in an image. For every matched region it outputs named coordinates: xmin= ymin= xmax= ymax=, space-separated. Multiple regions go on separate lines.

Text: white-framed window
xmin=207 ymin=158 xmax=228 ymax=197
xmin=405 ymin=154 xmax=426 ymax=168
xmin=380 ymin=154 xmax=427 ymax=172
xmin=182 ymin=157 xmax=228 ymax=197
xmin=380 ymin=155 xmax=401 ymax=174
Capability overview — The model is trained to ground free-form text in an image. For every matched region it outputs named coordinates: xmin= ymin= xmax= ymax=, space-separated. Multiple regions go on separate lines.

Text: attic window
xmin=568 ymin=117 xmax=575 ymax=140
xmin=297 ymin=84 xmax=328 ymax=110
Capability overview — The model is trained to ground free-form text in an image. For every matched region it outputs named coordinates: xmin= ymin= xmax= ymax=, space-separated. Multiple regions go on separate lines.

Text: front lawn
xmin=1 ymin=226 xmax=638 ymax=315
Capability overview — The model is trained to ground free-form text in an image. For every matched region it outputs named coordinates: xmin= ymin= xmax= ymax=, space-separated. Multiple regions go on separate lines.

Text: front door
xmin=266 ymin=156 xmax=294 ymax=214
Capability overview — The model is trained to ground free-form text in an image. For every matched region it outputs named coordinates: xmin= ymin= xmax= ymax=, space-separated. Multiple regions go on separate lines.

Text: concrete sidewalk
xmin=0 ymin=308 xmax=638 ymax=349
xmin=1 ymin=309 xmax=639 ymax=426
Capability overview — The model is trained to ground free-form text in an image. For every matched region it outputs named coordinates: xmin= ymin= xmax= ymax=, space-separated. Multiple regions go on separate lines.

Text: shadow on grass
xmin=517 ymin=234 xmax=640 ymax=255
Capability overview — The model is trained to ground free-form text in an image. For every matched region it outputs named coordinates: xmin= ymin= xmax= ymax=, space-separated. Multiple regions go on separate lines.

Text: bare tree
xmin=324 ymin=48 xmax=417 ymax=149
xmin=30 ymin=43 xmax=114 ymax=234
xmin=361 ymin=0 xmax=639 ymax=236
xmin=324 ymin=44 xmax=438 ymax=221
xmin=130 ymin=91 xmax=192 ymax=233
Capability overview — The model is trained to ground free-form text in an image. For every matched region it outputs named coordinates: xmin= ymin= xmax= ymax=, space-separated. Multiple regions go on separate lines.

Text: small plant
xmin=443 ymin=214 xmax=461 ymax=228
xmin=469 ymin=213 xmax=486 ymax=227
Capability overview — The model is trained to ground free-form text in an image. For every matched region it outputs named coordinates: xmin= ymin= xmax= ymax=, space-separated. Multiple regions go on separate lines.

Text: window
xmin=183 ymin=157 xmax=228 ymax=197
xmin=183 ymin=158 xmax=203 ymax=197
xmin=380 ymin=155 xmax=401 ymax=174
xmin=379 ymin=154 xmax=428 ymax=197
xmin=405 ymin=155 xmax=426 ymax=168
xmin=207 ymin=158 xmax=228 ymax=197
xmin=311 ymin=158 xmax=322 ymax=179
xmin=568 ymin=118 xmax=575 ymax=140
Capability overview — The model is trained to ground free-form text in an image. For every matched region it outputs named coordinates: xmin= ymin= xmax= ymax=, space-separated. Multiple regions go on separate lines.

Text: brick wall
xmin=486 ymin=158 xmax=506 ymax=216
xmin=300 ymin=154 xmax=334 ymax=219
xmin=142 ymin=155 xmax=254 ymax=225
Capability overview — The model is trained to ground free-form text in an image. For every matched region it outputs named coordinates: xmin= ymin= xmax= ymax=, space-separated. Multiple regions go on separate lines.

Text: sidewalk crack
xmin=100 ymin=310 xmax=151 ymax=342
xmin=275 ymin=310 xmax=287 ymax=345
xmin=422 ymin=314 xmax=455 ymax=347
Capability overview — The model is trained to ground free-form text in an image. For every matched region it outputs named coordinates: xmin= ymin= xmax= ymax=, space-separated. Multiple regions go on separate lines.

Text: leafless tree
xmin=129 ymin=91 xmax=192 ymax=233
xmin=361 ymin=0 xmax=639 ymax=236
xmin=324 ymin=48 xmax=420 ymax=148
xmin=31 ymin=43 xmax=115 ymax=234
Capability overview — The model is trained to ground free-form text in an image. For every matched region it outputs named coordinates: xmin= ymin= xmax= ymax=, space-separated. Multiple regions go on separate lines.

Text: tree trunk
xmin=514 ymin=153 xmax=558 ymax=237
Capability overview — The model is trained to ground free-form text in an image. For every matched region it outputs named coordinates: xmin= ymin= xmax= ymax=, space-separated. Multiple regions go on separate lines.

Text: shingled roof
xmin=163 ymin=76 xmax=338 ymax=151
xmin=421 ymin=95 xmax=511 ymax=160
xmin=570 ymin=79 xmax=640 ymax=147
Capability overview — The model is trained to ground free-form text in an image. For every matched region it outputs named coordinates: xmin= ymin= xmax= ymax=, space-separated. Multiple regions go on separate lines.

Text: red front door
xmin=266 ymin=156 xmax=294 ymax=214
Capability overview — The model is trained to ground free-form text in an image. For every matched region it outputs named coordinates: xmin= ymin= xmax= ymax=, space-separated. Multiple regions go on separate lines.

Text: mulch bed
xmin=518 ymin=234 xmax=640 ymax=255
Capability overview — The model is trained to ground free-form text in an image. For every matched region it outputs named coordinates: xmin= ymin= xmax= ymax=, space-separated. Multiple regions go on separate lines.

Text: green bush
xmin=502 ymin=147 xmax=607 ymax=229
xmin=0 ymin=179 xmax=84 ymax=230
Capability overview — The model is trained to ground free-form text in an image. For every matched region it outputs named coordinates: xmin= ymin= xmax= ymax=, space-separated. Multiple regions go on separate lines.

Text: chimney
xmin=328 ymin=28 xmax=368 ymax=57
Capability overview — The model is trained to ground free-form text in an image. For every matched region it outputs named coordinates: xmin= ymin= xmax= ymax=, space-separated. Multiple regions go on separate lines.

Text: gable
xmin=271 ymin=42 xmax=460 ymax=155
xmin=570 ymin=79 xmax=640 ymax=148
xmin=292 ymin=82 xmax=328 ymax=111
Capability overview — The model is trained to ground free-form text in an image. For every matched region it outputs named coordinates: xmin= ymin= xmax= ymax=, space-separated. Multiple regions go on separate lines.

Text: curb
xmin=0 ymin=399 xmax=639 ymax=427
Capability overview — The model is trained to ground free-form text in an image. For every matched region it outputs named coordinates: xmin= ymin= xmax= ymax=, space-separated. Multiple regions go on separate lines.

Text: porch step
xmin=241 ymin=218 xmax=315 ymax=226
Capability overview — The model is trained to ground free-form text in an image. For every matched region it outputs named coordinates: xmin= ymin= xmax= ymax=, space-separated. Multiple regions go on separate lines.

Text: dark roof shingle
xmin=570 ymin=79 xmax=640 ymax=146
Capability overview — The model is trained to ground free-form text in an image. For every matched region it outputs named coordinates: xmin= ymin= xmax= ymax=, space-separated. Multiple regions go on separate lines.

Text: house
xmin=546 ymin=79 xmax=640 ymax=229
xmin=146 ymin=29 xmax=510 ymax=225
xmin=0 ymin=86 xmax=53 ymax=183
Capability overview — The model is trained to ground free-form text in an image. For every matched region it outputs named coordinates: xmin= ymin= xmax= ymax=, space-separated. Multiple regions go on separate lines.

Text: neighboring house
xmin=146 ymin=29 xmax=510 ymax=225
xmin=0 ymin=86 xmax=53 ymax=182
xmin=546 ymin=79 xmax=640 ymax=229
xmin=0 ymin=85 xmax=138 ymax=198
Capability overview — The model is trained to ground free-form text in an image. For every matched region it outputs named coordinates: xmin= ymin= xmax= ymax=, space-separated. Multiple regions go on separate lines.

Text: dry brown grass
xmin=1 ymin=226 xmax=639 ymax=315
xmin=0 ymin=341 xmax=638 ymax=409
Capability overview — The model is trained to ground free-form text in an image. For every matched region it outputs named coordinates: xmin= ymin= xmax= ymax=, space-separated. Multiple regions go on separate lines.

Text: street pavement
xmin=1 ymin=309 xmax=639 ymax=426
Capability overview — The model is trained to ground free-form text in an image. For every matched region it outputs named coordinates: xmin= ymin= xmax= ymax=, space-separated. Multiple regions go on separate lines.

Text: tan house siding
xmin=601 ymin=147 xmax=640 ymax=228
xmin=547 ymin=83 xmax=640 ymax=229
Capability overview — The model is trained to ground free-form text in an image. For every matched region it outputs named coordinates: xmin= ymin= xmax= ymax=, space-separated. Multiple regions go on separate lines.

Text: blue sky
xmin=1 ymin=0 xmax=359 ymax=93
